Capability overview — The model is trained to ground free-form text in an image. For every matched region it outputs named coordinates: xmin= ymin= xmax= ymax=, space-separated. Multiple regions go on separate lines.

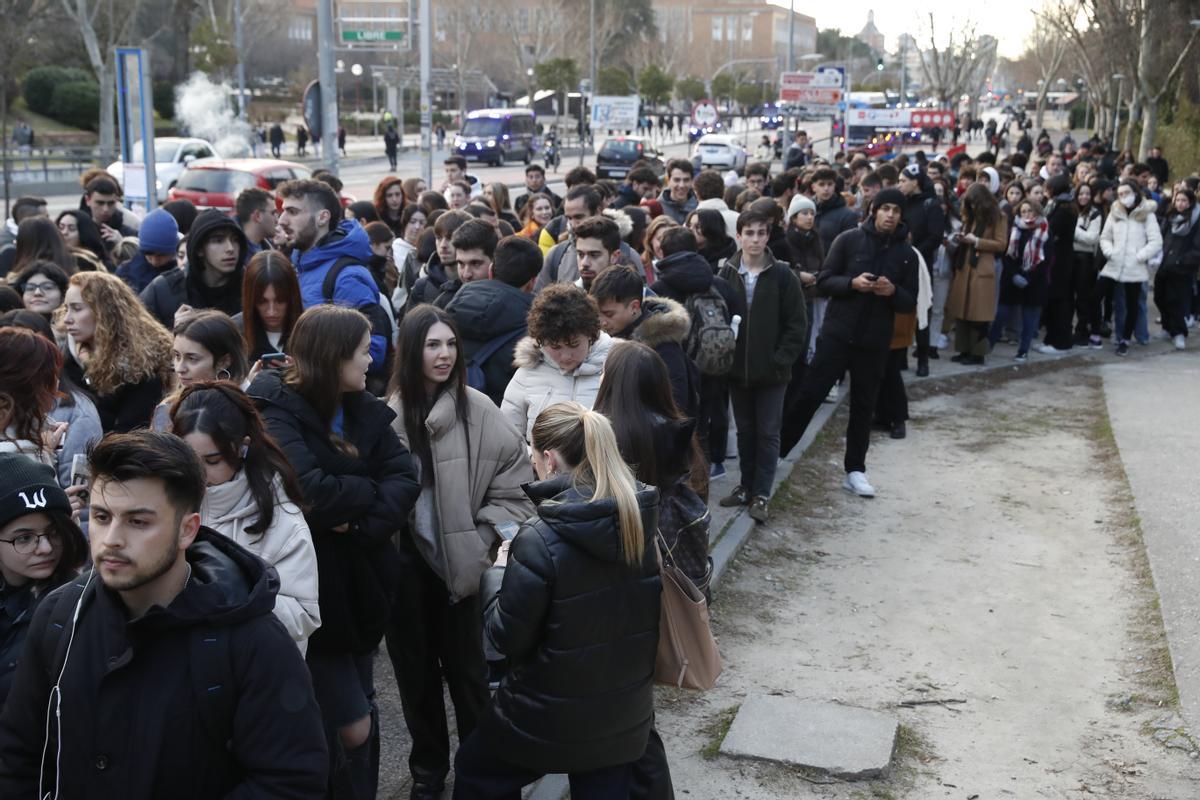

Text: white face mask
xmin=1119 ymin=193 xmax=1138 ymax=209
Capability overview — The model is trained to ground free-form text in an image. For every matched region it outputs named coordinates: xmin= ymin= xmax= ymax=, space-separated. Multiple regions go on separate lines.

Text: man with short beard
xmin=277 ymin=180 xmax=391 ymax=383
xmin=0 ymin=432 xmax=328 ymax=799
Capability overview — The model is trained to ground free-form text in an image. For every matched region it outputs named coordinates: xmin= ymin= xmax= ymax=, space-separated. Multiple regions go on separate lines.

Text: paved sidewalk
xmin=1102 ymin=347 xmax=1200 ymax=731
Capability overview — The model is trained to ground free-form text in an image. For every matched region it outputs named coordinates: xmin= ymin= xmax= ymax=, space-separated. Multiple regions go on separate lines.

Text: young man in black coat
xmin=140 ymin=208 xmax=248 ymax=329
xmin=0 ymin=432 xmax=328 ymax=800
xmin=786 ymin=189 xmax=920 ymax=499
xmin=898 ymin=163 xmax=946 ymax=374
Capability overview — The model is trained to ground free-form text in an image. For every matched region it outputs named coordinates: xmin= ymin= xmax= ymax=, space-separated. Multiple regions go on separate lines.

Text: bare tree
xmin=1 ymin=0 xmax=53 ymax=213
xmin=492 ymin=0 xmax=568 ymax=103
xmin=916 ymin=14 xmax=989 ymax=109
xmin=60 ymin=0 xmax=147 ymax=160
xmin=1027 ymin=14 xmax=1068 ymax=130
xmin=1039 ymin=0 xmax=1121 ymax=135
xmin=1130 ymin=0 xmax=1200 ymax=159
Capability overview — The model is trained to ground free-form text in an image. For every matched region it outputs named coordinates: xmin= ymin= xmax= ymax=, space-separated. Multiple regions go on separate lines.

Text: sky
xmin=770 ymin=0 xmax=1040 ymax=59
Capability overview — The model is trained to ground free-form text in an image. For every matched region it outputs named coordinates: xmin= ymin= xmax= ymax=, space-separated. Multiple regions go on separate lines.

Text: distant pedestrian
xmin=270 ymin=122 xmax=285 ymax=158
xmin=298 ymin=125 xmax=309 ymax=157
xmin=435 ymin=123 xmax=446 ymax=149
xmin=338 ymin=125 xmax=347 ymax=157
xmin=384 ymin=124 xmax=400 ymax=171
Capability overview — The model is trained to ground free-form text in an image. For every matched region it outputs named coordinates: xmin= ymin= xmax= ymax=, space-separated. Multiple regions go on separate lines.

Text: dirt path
xmin=657 ymin=366 xmax=1200 ymax=798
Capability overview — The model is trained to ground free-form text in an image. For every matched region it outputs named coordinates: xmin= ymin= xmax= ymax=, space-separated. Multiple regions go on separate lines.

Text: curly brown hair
xmin=64 ymin=272 xmax=173 ymax=396
xmin=526 ymin=284 xmax=601 ymax=346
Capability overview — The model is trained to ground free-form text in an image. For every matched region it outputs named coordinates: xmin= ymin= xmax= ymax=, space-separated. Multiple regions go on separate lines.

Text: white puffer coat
xmin=1100 ymin=198 xmax=1162 ymax=283
xmin=200 ymin=469 xmax=321 ymax=653
xmin=501 ymin=332 xmax=614 ymax=443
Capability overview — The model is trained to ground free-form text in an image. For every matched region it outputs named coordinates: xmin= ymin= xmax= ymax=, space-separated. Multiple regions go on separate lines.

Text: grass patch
xmin=699 ymin=704 xmax=739 ymax=760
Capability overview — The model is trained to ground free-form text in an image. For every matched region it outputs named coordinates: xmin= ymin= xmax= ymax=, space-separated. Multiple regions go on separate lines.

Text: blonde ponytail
xmin=579 ymin=410 xmax=645 ymax=567
xmin=530 ymin=402 xmax=646 ymax=567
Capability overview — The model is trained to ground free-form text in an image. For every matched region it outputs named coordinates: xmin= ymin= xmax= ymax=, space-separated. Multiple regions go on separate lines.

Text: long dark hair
xmin=962 ymin=182 xmax=1002 ymax=235
xmin=593 ymin=340 xmax=689 ymax=489
xmin=25 ymin=512 xmax=89 ymax=596
xmin=170 ymin=381 xmax=306 ymax=535
xmin=286 ymin=305 xmax=370 ymax=431
xmin=241 ymin=250 xmax=303 ymax=355
xmin=390 ymin=304 xmax=468 ymax=477
xmin=56 ymin=210 xmax=111 ymax=268
xmin=13 ymin=217 xmax=73 ymax=276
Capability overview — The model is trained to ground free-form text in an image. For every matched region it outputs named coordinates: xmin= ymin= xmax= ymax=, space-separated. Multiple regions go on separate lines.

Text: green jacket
xmin=719 ymin=251 xmax=808 ymax=387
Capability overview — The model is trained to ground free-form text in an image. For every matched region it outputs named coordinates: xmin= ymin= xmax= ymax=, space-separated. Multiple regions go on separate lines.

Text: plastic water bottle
xmin=730 ymin=314 xmax=742 ymax=339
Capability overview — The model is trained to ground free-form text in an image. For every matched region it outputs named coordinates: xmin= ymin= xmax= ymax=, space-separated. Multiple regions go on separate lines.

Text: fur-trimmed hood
xmin=629 ymin=296 xmax=690 ymax=348
xmin=1112 ymin=196 xmax=1158 ymax=222
xmin=512 ymin=331 xmax=614 ymax=375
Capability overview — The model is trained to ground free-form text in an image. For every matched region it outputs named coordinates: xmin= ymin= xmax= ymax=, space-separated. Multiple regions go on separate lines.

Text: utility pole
xmin=234 ymin=0 xmax=247 ymax=122
xmin=316 ymin=0 xmax=339 ymax=173
xmin=787 ymin=0 xmax=795 ymax=72
xmin=580 ymin=0 xmax=595 ymax=166
xmin=419 ymin=0 xmax=432 ymax=185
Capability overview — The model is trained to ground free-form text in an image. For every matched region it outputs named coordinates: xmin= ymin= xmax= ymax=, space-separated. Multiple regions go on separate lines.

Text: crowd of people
xmin=0 ymin=117 xmax=1195 ymax=799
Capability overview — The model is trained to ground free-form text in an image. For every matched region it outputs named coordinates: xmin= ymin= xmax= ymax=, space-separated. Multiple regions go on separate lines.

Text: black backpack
xmin=322 ymin=256 xmax=395 ymax=395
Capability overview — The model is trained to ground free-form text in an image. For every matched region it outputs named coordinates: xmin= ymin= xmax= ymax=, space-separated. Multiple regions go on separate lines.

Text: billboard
xmin=590 ymin=95 xmax=640 ymax=130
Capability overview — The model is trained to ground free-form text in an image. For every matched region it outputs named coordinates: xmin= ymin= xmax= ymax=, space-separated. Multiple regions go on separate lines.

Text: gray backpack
xmin=683 ymin=286 xmax=735 ymax=376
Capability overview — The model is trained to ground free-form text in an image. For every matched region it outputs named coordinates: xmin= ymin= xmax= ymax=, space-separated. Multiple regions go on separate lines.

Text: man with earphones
xmin=0 ymin=432 xmax=328 ymax=799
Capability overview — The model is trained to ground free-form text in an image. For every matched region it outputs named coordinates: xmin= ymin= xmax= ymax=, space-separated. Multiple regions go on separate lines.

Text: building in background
xmin=856 ymin=10 xmax=884 ymax=55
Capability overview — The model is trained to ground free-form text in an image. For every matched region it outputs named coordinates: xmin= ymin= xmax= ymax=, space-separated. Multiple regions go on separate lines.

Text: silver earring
xmin=217 ymin=368 xmax=232 ymax=381
xmin=240 ymin=444 xmax=249 ymax=459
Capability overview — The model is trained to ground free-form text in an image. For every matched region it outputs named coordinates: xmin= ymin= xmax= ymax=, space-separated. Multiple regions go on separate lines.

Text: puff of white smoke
xmin=174 ymin=73 xmax=253 ymax=157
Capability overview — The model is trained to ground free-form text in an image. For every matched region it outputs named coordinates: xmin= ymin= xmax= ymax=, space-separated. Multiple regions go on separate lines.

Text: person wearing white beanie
xmin=981 ymin=166 xmax=1001 ymax=195
xmin=787 ymin=193 xmax=816 ymax=222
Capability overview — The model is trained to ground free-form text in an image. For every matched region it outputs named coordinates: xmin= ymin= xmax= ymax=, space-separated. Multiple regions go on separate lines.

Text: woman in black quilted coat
xmin=453 ymin=401 xmax=662 ymax=799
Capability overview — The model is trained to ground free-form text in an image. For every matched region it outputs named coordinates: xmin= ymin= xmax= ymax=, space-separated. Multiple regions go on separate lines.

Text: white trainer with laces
xmin=1174 ymin=334 xmax=1186 ymax=351
xmin=1035 ymin=343 xmax=1062 ymax=355
xmin=935 ymin=333 xmax=950 ymax=350
xmin=843 ymin=471 xmax=876 ymax=498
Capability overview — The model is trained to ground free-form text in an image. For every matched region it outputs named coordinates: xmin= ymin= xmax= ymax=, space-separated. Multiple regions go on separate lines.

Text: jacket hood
xmin=655 ymin=250 xmax=715 ymax=294
xmin=294 ymin=219 xmax=373 ymax=274
xmin=445 ymin=279 xmax=532 ymax=340
xmin=186 ymin=209 xmax=249 ymax=283
xmin=512 ymin=331 xmax=614 ymax=375
xmin=523 ymin=475 xmax=659 ymax=565
xmin=121 ymin=527 xmax=278 ymax=632
xmin=630 ymin=296 xmax=690 ymax=348
xmin=1114 ymin=197 xmax=1158 ymax=222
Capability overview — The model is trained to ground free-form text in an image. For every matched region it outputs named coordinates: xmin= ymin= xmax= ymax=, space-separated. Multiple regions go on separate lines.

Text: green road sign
xmin=341 ymin=30 xmax=404 ymax=42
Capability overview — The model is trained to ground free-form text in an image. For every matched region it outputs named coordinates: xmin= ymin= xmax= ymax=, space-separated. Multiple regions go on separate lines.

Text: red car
xmin=168 ymin=159 xmax=311 ymax=213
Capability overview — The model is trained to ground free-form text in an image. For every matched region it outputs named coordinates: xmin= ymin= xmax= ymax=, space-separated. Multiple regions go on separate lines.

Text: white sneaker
xmin=1186 ymin=315 xmax=1195 ymax=329
xmin=843 ymin=471 xmax=876 ymax=498
xmin=935 ymin=333 xmax=950 ymax=350
xmin=1174 ymin=334 xmax=1186 ymax=350
xmin=1035 ymin=343 xmax=1062 ymax=355
xmin=823 ymin=385 xmax=839 ymax=403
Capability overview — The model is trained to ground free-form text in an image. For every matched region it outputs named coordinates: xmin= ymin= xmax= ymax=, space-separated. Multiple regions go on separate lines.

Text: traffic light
xmin=876 ymin=58 xmax=884 ymax=71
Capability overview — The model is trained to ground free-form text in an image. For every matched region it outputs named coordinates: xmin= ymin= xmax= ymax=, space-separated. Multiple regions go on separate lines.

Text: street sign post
xmin=779 ymin=70 xmax=842 ymax=102
xmin=341 ymin=30 xmax=404 ymax=42
xmin=114 ymin=47 xmax=157 ymax=209
xmin=691 ymin=100 xmax=720 ymax=127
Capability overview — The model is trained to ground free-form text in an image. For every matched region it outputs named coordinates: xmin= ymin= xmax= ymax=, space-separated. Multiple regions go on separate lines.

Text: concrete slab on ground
xmin=1102 ymin=349 xmax=1200 ymax=731
xmin=719 ymin=696 xmax=899 ymax=780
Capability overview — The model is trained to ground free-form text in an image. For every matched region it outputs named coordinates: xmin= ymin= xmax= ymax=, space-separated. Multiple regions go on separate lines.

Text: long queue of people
xmin=0 ymin=128 xmax=1195 ymax=799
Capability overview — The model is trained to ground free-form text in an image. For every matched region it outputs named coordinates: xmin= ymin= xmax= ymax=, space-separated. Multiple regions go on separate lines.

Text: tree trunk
xmin=1035 ymin=90 xmax=1048 ymax=130
xmin=99 ymin=62 xmax=116 ymax=162
xmin=1123 ymin=90 xmax=1139 ymax=154
xmin=1138 ymin=97 xmax=1157 ymax=162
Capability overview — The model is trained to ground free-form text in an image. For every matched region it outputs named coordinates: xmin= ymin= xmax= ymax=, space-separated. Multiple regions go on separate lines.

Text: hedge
xmin=49 ymin=81 xmax=101 ymax=131
xmin=23 ymin=67 xmax=93 ymax=117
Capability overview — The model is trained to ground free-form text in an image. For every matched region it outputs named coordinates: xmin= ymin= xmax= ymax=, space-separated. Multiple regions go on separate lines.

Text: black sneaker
xmin=719 ymin=485 xmax=750 ymax=507
xmin=1117 ymin=341 xmax=1129 ymax=356
xmin=748 ymin=496 xmax=770 ymax=523
xmin=890 ymin=421 xmax=907 ymax=439
xmin=916 ymin=358 xmax=930 ymax=377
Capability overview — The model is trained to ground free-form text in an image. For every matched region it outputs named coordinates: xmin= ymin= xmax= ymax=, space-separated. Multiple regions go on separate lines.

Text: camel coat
xmin=946 ymin=216 xmax=1008 ymax=323
xmin=390 ymin=386 xmax=535 ymax=602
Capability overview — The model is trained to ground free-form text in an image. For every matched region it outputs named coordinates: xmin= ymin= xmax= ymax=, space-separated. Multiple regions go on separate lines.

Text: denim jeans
xmin=989 ymin=304 xmax=1043 ymax=356
xmin=729 ymin=382 xmax=787 ymax=498
xmin=1114 ymin=281 xmax=1149 ymax=343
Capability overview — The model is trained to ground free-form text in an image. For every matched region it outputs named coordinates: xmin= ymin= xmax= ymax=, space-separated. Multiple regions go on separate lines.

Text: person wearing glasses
xmin=0 ymin=454 xmax=88 ymax=706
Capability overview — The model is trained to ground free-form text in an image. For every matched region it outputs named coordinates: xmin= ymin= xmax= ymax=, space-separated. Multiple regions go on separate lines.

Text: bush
xmin=153 ymin=81 xmax=176 ymax=120
xmin=48 ymin=81 xmax=101 ymax=131
xmin=23 ymin=66 xmax=93 ymax=116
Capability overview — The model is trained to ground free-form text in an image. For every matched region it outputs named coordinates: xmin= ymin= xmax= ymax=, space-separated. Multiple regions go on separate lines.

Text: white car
xmin=106 ymin=137 xmax=218 ymax=203
xmin=692 ymin=134 xmax=749 ymax=175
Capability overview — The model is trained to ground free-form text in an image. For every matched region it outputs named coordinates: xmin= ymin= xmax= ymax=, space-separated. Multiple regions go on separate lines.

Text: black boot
xmin=916 ymin=357 xmax=929 ymax=377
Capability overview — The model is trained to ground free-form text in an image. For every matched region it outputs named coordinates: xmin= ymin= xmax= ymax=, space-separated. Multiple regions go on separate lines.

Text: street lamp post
xmin=316 ymin=0 xmax=339 ymax=173
xmin=1111 ymin=73 xmax=1124 ymax=149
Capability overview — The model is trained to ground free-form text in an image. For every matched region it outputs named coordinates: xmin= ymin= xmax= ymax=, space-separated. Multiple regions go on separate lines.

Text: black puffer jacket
xmin=445 ymin=279 xmax=532 ymax=406
xmin=0 ymin=530 xmax=328 ymax=799
xmin=477 ymin=475 xmax=661 ymax=774
xmin=140 ymin=209 xmax=248 ymax=328
xmin=651 ymin=250 xmax=741 ymax=318
xmin=817 ymin=218 xmax=920 ymax=350
xmin=1045 ymin=195 xmax=1079 ymax=298
xmin=405 ymin=253 xmax=457 ymax=315
xmin=250 ymin=370 xmax=419 ymax=653
xmin=903 ymin=185 xmax=946 ymax=266
xmin=814 ymin=193 xmax=861 ymax=252
xmin=1160 ymin=207 xmax=1200 ymax=276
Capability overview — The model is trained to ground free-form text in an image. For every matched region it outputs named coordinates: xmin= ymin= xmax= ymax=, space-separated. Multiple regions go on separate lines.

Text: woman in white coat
xmin=501 ymin=283 xmax=614 ymax=443
xmin=1096 ymin=180 xmax=1162 ymax=356
xmin=171 ymin=380 xmax=321 ymax=652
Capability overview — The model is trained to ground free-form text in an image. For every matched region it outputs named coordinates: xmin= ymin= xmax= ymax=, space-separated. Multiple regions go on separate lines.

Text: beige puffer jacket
xmin=1100 ymin=198 xmax=1162 ymax=283
xmin=391 ymin=386 xmax=535 ymax=601
xmin=500 ymin=332 xmax=614 ymax=443
xmin=200 ymin=470 xmax=321 ymax=653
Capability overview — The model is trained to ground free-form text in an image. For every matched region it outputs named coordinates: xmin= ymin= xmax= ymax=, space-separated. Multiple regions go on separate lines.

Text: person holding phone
xmin=385 ymin=305 xmax=533 ymax=800
xmin=237 ymin=250 xmax=304 ymax=366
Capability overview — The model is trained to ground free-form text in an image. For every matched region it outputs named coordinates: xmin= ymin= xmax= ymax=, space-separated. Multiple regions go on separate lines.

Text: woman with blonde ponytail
xmin=453 ymin=401 xmax=664 ymax=799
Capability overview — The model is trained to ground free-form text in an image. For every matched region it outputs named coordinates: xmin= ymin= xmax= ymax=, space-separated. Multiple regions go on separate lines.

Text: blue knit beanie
xmin=138 ymin=208 xmax=180 ymax=255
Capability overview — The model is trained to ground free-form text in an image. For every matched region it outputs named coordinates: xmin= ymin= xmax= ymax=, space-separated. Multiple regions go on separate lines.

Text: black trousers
xmin=385 ymin=552 xmax=489 ymax=787
xmin=1090 ymin=277 xmax=1140 ymax=343
xmin=453 ymin=723 xmax=633 ymax=799
xmin=1155 ymin=269 xmax=1193 ymax=338
xmin=1073 ymin=253 xmax=1097 ymax=339
xmin=874 ymin=348 xmax=909 ymax=427
xmin=1041 ymin=295 xmax=1075 ymax=350
xmin=778 ymin=358 xmax=810 ymax=458
xmin=630 ymin=726 xmax=675 ymax=800
xmin=788 ymin=336 xmax=889 ymax=474
xmin=697 ymin=375 xmax=729 ymax=465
